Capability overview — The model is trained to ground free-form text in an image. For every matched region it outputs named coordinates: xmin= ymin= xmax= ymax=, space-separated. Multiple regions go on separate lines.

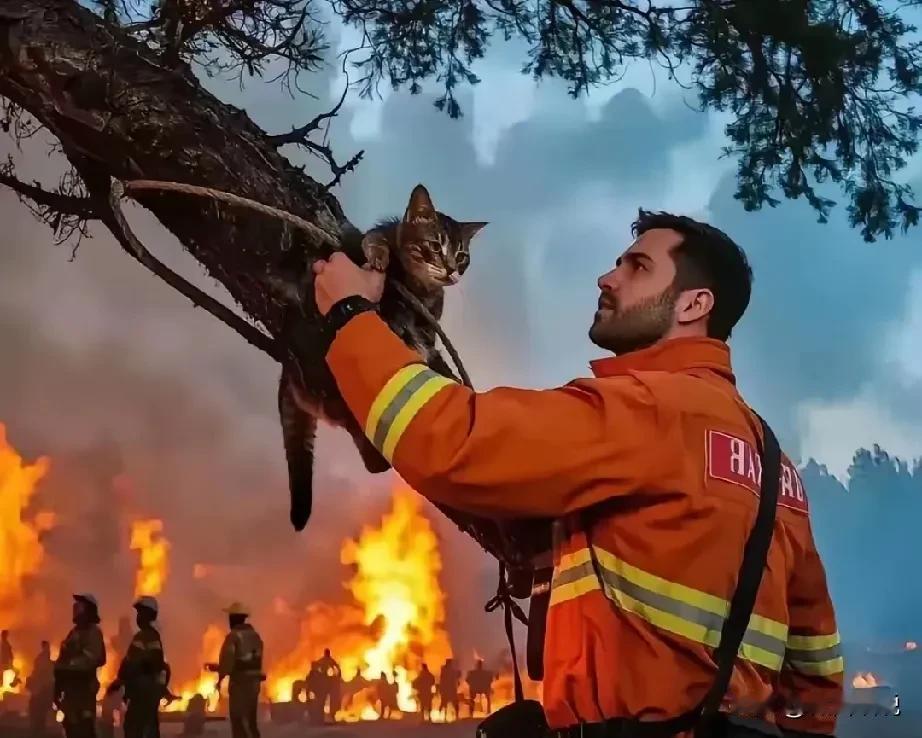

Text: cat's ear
xmin=459 ymin=221 xmax=488 ymax=242
xmin=403 ymin=184 xmax=437 ymax=224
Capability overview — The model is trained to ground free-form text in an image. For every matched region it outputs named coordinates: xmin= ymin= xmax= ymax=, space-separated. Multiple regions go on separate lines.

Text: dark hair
xmin=632 ymin=210 xmax=753 ymax=340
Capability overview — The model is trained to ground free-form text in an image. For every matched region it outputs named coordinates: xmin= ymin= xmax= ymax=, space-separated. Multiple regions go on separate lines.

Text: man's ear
xmin=675 ymin=288 xmax=714 ymax=326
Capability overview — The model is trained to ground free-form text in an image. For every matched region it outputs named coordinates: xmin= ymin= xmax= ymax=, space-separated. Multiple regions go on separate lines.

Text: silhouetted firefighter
xmin=54 ymin=594 xmax=106 ymax=738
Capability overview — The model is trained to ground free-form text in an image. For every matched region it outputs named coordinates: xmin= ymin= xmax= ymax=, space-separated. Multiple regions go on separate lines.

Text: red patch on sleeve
xmin=707 ymin=430 xmax=809 ymax=514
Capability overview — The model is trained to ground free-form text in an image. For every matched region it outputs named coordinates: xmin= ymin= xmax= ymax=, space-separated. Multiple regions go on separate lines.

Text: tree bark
xmin=0 ymin=0 xmax=551 ymax=575
xmin=0 ymin=0 xmax=347 ymax=339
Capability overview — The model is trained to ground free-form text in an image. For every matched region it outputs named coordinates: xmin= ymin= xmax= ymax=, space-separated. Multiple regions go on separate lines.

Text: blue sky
xmin=1 ymin=12 xmax=921 ymax=661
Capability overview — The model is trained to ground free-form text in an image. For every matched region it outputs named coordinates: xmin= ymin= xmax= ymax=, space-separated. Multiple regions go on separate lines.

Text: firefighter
xmin=27 ymin=640 xmax=55 ymax=736
xmin=107 ymin=596 xmax=168 ymax=738
xmin=466 ymin=659 xmax=495 ymax=716
xmin=312 ymin=648 xmax=341 ymax=721
xmin=438 ymin=659 xmax=460 ymax=722
xmin=411 ymin=663 xmax=436 ymax=722
xmin=0 ymin=629 xmax=14 ymax=676
xmin=55 ymin=593 xmax=107 ymax=738
xmin=311 ymin=209 xmax=844 ymax=738
xmin=206 ymin=602 xmax=264 ymax=738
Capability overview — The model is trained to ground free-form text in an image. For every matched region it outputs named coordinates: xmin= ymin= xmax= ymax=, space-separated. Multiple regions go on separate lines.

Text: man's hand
xmin=312 ymin=252 xmax=385 ymax=316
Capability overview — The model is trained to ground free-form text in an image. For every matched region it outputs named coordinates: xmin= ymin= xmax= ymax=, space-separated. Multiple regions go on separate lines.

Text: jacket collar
xmin=589 ymin=337 xmax=736 ymax=385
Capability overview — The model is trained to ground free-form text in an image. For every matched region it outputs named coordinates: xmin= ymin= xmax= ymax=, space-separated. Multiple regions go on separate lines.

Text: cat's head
xmin=396 ymin=184 xmax=487 ymax=288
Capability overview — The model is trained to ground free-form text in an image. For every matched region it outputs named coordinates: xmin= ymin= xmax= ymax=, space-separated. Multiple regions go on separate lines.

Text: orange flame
xmin=266 ymin=484 xmax=453 ymax=720
xmin=163 ymin=624 xmax=225 ymax=713
xmin=853 ymin=672 xmax=882 ymax=688
xmin=1 ymin=657 xmax=25 ymax=699
xmin=129 ymin=519 xmax=169 ymax=597
xmin=0 ymin=423 xmax=54 ymax=632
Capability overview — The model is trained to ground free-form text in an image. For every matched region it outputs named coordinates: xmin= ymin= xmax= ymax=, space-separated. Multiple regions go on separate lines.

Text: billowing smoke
xmin=0 ymin=130 xmax=514 ymax=694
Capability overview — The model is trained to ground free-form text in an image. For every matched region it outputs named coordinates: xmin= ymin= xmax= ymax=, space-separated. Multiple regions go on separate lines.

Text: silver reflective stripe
xmin=551 ymin=551 xmax=788 ymax=670
xmin=786 ymin=644 xmax=842 ymax=664
xmin=372 ymin=368 xmax=435 ymax=450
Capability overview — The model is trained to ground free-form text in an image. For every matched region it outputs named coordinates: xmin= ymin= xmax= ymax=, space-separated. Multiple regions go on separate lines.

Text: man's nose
xmin=598 ymin=269 xmax=618 ymax=291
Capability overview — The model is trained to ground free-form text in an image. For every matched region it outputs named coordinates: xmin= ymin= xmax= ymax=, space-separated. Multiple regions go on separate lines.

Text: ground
xmin=159 ymin=710 xmax=922 ymax=738
xmin=160 ymin=719 xmax=481 ymax=737
xmin=2 ymin=710 xmax=919 ymax=737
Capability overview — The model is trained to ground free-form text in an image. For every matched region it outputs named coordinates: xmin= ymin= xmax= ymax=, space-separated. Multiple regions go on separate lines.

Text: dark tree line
xmin=804 ymin=446 xmax=922 ymax=642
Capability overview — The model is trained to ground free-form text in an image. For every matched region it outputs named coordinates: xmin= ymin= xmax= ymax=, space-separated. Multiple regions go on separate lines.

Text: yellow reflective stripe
xmin=787 ymin=633 xmax=840 ymax=650
xmin=550 ymin=546 xmax=788 ymax=671
xmin=784 ymin=632 xmax=843 ymax=676
xmin=380 ymin=375 xmax=453 ymax=461
xmin=364 ymin=363 xmax=454 ymax=462
xmin=590 ymin=546 xmax=788 ymax=641
xmin=592 ymin=546 xmax=730 ymax=618
xmin=365 ymin=365 xmax=428 ymax=438
xmin=549 ymin=573 xmax=599 ymax=607
xmin=786 ymin=657 xmax=845 ymax=677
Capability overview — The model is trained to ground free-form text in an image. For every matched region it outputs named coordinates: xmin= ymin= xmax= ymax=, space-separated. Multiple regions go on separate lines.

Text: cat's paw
xmin=361 ymin=232 xmax=390 ymax=272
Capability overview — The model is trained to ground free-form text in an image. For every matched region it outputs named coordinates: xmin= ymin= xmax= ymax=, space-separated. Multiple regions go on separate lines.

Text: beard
xmin=588 ymin=286 xmax=676 ymax=355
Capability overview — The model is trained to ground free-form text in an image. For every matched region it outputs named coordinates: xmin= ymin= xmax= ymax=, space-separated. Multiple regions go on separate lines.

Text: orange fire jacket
xmin=327 ymin=313 xmax=844 ymax=735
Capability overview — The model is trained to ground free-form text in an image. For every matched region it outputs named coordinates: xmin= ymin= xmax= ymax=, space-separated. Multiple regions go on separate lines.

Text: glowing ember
xmin=163 ymin=624 xmax=224 ymax=713
xmin=266 ymin=484 xmax=453 ymax=720
xmin=130 ymin=519 xmax=170 ymax=597
xmin=0 ymin=423 xmax=54 ymax=631
xmin=853 ymin=672 xmax=883 ymax=688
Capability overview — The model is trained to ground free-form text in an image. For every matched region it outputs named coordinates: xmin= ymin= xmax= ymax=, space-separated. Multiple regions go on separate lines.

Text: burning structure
xmin=0 ymin=421 xmax=531 ymax=729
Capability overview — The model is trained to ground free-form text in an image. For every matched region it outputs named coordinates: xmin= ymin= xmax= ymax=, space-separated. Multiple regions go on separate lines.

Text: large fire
xmin=0 ymin=424 xmax=54 ymax=702
xmin=163 ymin=624 xmax=224 ymax=713
xmin=266 ymin=484 xmax=454 ymax=720
xmin=129 ymin=518 xmax=170 ymax=597
xmin=0 ymin=423 xmax=54 ymax=627
xmin=0 ymin=422 xmax=523 ymax=724
xmin=853 ymin=672 xmax=883 ymax=688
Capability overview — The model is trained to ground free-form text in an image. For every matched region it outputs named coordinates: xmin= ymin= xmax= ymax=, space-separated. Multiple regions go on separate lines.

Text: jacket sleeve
xmin=775 ymin=517 xmax=844 ymax=736
xmin=217 ymin=634 xmax=236 ymax=679
xmin=326 ymin=313 xmax=660 ymax=518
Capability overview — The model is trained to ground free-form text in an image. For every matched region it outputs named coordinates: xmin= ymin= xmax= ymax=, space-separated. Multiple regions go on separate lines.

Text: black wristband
xmin=324 ymin=295 xmax=378 ymax=339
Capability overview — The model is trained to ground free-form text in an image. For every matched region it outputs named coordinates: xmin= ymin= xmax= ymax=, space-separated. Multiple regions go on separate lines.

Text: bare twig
xmin=0 ymin=171 xmax=96 ymax=217
xmin=266 ymin=74 xmax=364 ymax=190
xmin=103 ymin=180 xmax=281 ymax=361
xmin=268 ymin=76 xmax=351 ymax=146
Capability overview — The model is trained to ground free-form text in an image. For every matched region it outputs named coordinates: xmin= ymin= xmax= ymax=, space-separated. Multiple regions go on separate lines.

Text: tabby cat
xmin=271 ymin=185 xmax=487 ymax=531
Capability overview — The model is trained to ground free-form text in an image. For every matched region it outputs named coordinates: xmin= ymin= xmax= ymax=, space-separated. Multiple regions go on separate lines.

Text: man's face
xmin=589 ymin=228 xmax=682 ymax=354
xmin=72 ymin=601 xmax=86 ymax=623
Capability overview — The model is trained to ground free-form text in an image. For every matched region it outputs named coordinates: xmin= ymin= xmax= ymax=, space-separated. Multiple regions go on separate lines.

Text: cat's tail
xmin=347 ymin=418 xmax=392 ymax=475
xmin=278 ymin=371 xmax=316 ymax=531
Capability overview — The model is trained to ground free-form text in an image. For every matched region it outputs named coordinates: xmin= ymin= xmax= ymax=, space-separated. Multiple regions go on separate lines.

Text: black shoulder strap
xmin=617 ymin=413 xmax=782 ymax=738
xmin=694 ymin=413 xmax=782 ymax=731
